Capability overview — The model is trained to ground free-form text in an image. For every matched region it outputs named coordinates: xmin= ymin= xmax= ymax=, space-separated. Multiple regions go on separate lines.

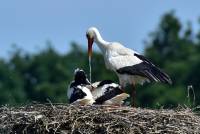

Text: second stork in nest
xmin=67 ymin=69 xmax=129 ymax=106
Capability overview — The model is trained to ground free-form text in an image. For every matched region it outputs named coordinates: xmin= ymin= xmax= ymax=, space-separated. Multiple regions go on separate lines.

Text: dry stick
xmin=1 ymin=104 xmax=200 ymax=133
xmin=187 ymin=85 xmax=196 ymax=106
xmin=46 ymin=98 xmax=56 ymax=110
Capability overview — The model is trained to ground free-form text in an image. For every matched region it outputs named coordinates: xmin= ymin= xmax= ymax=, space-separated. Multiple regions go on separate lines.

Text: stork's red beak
xmin=87 ymin=35 xmax=94 ymax=57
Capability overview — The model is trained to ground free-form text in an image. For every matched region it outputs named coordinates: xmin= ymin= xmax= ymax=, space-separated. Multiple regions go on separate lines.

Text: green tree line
xmin=0 ymin=11 xmax=200 ymax=108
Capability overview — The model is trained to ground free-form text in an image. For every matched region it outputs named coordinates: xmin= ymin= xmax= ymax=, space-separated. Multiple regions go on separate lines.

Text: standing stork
xmin=86 ymin=27 xmax=172 ymax=106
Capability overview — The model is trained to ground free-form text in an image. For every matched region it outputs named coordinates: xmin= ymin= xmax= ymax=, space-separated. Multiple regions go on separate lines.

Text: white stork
xmin=68 ymin=68 xmax=129 ymax=105
xmin=67 ymin=68 xmax=94 ymax=105
xmin=86 ymin=27 xmax=172 ymax=106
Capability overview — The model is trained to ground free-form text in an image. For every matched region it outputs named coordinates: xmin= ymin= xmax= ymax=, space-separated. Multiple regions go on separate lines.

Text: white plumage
xmin=86 ymin=27 xmax=172 ymax=87
xmin=91 ymin=82 xmax=119 ymax=99
xmin=69 ymin=85 xmax=95 ymax=105
xmin=90 ymin=80 xmax=129 ymax=105
xmin=86 ymin=27 xmax=172 ymax=106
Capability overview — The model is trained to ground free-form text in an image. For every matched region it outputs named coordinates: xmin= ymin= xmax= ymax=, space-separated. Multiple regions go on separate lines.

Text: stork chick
xmin=67 ymin=68 xmax=94 ymax=105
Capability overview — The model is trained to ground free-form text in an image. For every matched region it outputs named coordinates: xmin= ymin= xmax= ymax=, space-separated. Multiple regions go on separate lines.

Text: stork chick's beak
xmin=87 ymin=35 xmax=94 ymax=57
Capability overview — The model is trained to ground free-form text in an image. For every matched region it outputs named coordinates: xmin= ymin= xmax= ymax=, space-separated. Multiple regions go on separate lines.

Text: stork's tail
xmin=147 ymin=65 xmax=172 ymax=84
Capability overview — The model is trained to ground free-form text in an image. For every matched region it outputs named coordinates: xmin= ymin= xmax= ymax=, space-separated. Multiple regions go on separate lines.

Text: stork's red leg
xmin=131 ymin=84 xmax=136 ymax=107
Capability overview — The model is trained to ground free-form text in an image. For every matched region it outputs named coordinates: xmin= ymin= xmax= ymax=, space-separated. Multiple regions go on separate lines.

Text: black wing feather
xmin=117 ymin=54 xmax=172 ymax=84
xmin=97 ymin=80 xmax=114 ymax=87
xmin=69 ymin=87 xmax=87 ymax=103
xmin=94 ymin=87 xmax=124 ymax=105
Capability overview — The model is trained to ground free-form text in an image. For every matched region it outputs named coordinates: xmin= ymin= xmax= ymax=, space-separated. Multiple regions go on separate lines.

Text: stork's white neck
xmin=93 ymin=29 xmax=110 ymax=53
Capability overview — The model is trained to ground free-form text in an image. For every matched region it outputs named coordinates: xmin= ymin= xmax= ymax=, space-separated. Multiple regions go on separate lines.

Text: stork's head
xmin=86 ymin=27 xmax=98 ymax=57
xmin=74 ymin=68 xmax=90 ymax=85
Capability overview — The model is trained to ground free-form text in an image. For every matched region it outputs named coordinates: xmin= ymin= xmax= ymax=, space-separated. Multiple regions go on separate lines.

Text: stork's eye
xmin=86 ymin=33 xmax=89 ymax=39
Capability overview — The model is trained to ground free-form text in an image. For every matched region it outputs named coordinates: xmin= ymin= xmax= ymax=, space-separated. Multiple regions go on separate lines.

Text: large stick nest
xmin=0 ymin=103 xmax=200 ymax=134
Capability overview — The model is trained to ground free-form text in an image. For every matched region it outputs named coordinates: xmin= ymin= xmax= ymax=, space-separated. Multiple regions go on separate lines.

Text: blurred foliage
xmin=0 ymin=11 xmax=200 ymax=108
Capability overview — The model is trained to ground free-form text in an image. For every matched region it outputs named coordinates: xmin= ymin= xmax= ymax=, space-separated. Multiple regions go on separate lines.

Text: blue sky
xmin=0 ymin=0 xmax=200 ymax=58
